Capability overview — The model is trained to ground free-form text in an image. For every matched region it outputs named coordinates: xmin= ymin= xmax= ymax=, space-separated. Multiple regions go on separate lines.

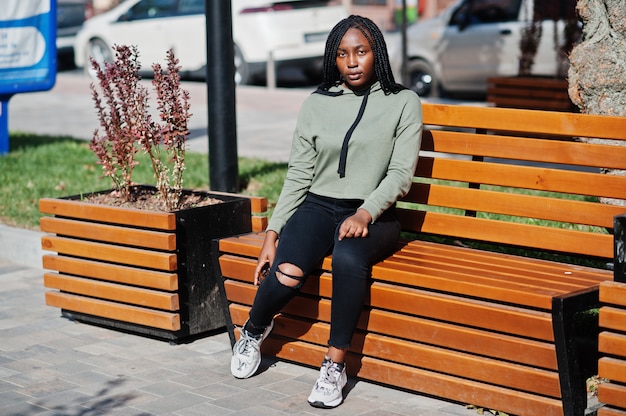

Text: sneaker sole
xmin=308 ymin=398 xmax=343 ymax=409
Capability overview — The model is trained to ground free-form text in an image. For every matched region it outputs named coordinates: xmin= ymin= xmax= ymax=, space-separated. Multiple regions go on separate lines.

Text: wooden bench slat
xmin=403 ymin=182 xmax=622 ymax=229
xmin=422 ymin=103 xmax=626 ymax=140
xmin=219 ymin=238 xmax=263 ymax=258
xmin=425 ymin=130 xmax=626 ymax=170
xmin=599 ymin=383 xmax=626 ymax=412
xmin=599 ymin=357 xmax=626 ymax=385
xmin=417 ymin=157 xmax=626 ymax=200
xmin=251 ymin=216 xmax=268 ymax=233
xmin=42 ymin=255 xmax=178 ymax=290
xmin=45 ymin=291 xmax=180 ymax=330
xmin=600 ymin=281 xmax=626 ymax=307
xmin=400 ymin=210 xmax=613 ymax=258
xmin=599 ymin=331 xmax=626 ymax=356
xmin=44 ymin=273 xmax=179 ymax=310
xmin=600 ymin=307 xmax=626 ymax=333
xmin=598 ymin=407 xmax=626 ymax=416
xmin=39 ymin=197 xmax=176 ymax=230
xmin=40 ymin=217 xmax=176 ymax=250
xmin=41 ymin=236 xmax=177 ymax=271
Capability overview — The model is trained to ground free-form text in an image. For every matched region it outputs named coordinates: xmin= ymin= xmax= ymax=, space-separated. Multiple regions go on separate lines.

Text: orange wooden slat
xmin=219 ymin=237 xmax=263 ymax=258
xmin=421 ymin=103 xmax=626 ymax=141
xmin=599 ymin=383 xmax=626 ymax=411
xmin=251 ymin=216 xmax=268 ymax=232
xmin=39 ymin=198 xmax=176 ymax=230
xmin=45 ymin=291 xmax=180 ymax=330
xmin=42 ymin=255 xmax=178 ymax=290
xmin=599 ymin=357 xmax=626 ymax=385
xmin=598 ymin=407 xmax=626 ymax=416
xmin=426 ymin=130 xmax=626 ymax=170
xmin=416 ymin=157 xmax=626 ymax=200
xmin=599 ymin=331 xmax=626 ymax=356
xmin=398 ymin=210 xmax=613 ymax=259
xmin=600 ymin=307 xmax=626 ymax=333
xmin=40 ymin=217 xmax=176 ymax=250
xmin=41 ymin=236 xmax=177 ymax=271
xmin=44 ymin=273 xmax=179 ymax=310
xmin=601 ymin=281 xmax=626 ymax=307
xmin=402 ymin=182 xmax=622 ymax=229
xmin=206 ymin=192 xmax=268 ymax=214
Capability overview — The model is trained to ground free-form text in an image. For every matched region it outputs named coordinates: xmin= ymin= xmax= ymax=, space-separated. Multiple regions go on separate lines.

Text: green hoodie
xmin=267 ymin=81 xmax=423 ymax=234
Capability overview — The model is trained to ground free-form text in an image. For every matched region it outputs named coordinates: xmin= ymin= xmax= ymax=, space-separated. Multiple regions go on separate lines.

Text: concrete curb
xmin=0 ymin=224 xmax=44 ymax=268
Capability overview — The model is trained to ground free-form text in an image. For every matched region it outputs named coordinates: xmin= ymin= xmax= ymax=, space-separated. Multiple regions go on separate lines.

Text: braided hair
xmin=318 ymin=15 xmax=405 ymax=94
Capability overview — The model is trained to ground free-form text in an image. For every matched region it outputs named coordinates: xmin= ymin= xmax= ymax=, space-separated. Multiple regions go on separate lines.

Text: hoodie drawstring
xmin=337 ymin=88 xmax=370 ymax=178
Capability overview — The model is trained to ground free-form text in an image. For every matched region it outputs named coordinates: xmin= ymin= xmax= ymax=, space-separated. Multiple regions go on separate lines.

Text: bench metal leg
xmin=614 ymin=213 xmax=626 ymax=283
xmin=552 ymin=287 xmax=600 ymax=416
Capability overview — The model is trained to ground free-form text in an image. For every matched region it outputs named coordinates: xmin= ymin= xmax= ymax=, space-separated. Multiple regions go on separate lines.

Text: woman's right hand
xmin=254 ymin=230 xmax=279 ymax=285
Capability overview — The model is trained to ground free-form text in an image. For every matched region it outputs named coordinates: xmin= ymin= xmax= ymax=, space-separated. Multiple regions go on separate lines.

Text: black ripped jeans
xmin=248 ymin=192 xmax=400 ymax=349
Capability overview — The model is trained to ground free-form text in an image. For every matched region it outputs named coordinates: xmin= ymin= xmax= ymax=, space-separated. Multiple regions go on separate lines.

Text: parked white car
xmin=392 ymin=0 xmax=571 ymax=97
xmin=74 ymin=0 xmax=347 ymax=84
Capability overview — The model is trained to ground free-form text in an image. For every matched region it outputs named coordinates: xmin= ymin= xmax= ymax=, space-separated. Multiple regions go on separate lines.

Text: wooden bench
xmin=598 ymin=215 xmax=626 ymax=416
xmin=215 ymin=103 xmax=626 ymax=416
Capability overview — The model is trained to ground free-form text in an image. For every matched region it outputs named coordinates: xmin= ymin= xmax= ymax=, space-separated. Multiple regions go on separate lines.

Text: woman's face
xmin=335 ymin=27 xmax=376 ymax=90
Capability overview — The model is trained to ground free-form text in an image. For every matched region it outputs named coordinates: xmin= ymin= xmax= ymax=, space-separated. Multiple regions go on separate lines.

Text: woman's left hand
xmin=338 ymin=208 xmax=372 ymax=240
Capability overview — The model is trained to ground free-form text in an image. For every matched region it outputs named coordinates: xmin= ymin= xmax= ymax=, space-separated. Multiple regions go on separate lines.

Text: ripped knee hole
xmin=276 ymin=265 xmax=304 ymax=287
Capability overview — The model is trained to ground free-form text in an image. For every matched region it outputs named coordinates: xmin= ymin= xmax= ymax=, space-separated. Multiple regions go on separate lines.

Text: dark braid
xmin=319 ymin=15 xmax=405 ymax=94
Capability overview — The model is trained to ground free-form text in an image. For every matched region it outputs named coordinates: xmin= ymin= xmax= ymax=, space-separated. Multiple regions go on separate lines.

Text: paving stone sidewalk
xmin=0 ymin=259 xmax=495 ymax=415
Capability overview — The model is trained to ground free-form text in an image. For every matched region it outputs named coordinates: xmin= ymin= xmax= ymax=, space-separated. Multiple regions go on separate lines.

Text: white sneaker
xmin=307 ymin=357 xmax=347 ymax=408
xmin=230 ymin=319 xmax=274 ymax=379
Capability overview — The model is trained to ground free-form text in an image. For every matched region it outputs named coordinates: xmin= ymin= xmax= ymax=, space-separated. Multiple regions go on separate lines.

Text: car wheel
xmin=85 ymin=38 xmax=113 ymax=79
xmin=406 ymin=59 xmax=439 ymax=98
xmin=234 ymin=45 xmax=250 ymax=85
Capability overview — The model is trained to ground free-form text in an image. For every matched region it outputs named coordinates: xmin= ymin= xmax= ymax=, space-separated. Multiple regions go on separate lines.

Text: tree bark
xmin=568 ymin=0 xmax=626 ymax=206
xmin=568 ymin=0 xmax=626 ymax=116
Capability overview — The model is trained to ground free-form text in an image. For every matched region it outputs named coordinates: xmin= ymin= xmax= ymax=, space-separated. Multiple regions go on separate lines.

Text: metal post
xmin=267 ymin=50 xmax=276 ymax=90
xmin=401 ymin=0 xmax=408 ymax=86
xmin=0 ymin=97 xmax=11 ymax=155
xmin=205 ymin=0 xmax=238 ymax=192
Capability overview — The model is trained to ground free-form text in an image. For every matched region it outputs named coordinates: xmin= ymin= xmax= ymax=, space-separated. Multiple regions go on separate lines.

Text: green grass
xmin=1 ymin=132 xmax=287 ymax=229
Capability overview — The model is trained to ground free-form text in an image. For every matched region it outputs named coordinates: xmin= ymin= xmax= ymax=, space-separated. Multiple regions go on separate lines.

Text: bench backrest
xmin=398 ymin=104 xmax=626 ymax=260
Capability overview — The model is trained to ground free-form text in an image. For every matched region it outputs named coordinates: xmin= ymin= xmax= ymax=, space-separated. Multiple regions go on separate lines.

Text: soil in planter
xmin=83 ymin=187 xmax=223 ymax=212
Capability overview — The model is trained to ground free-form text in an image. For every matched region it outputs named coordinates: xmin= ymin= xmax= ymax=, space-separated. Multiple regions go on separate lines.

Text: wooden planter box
xmin=487 ymin=76 xmax=577 ymax=112
xmin=39 ymin=187 xmax=252 ymax=341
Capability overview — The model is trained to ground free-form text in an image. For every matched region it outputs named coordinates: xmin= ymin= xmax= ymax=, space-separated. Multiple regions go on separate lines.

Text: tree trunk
xmin=568 ymin=0 xmax=626 ymax=114
xmin=568 ymin=0 xmax=626 ymax=205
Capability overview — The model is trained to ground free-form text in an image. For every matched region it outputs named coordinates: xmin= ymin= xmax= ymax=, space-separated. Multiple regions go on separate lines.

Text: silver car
xmin=393 ymin=0 xmax=569 ymax=97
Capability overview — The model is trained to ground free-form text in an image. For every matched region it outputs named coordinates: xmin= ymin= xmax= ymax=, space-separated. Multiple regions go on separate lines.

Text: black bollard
xmin=205 ymin=0 xmax=238 ymax=192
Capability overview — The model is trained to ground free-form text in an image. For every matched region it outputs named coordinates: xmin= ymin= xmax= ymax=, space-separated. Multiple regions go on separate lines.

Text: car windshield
xmin=450 ymin=0 xmax=522 ymax=26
